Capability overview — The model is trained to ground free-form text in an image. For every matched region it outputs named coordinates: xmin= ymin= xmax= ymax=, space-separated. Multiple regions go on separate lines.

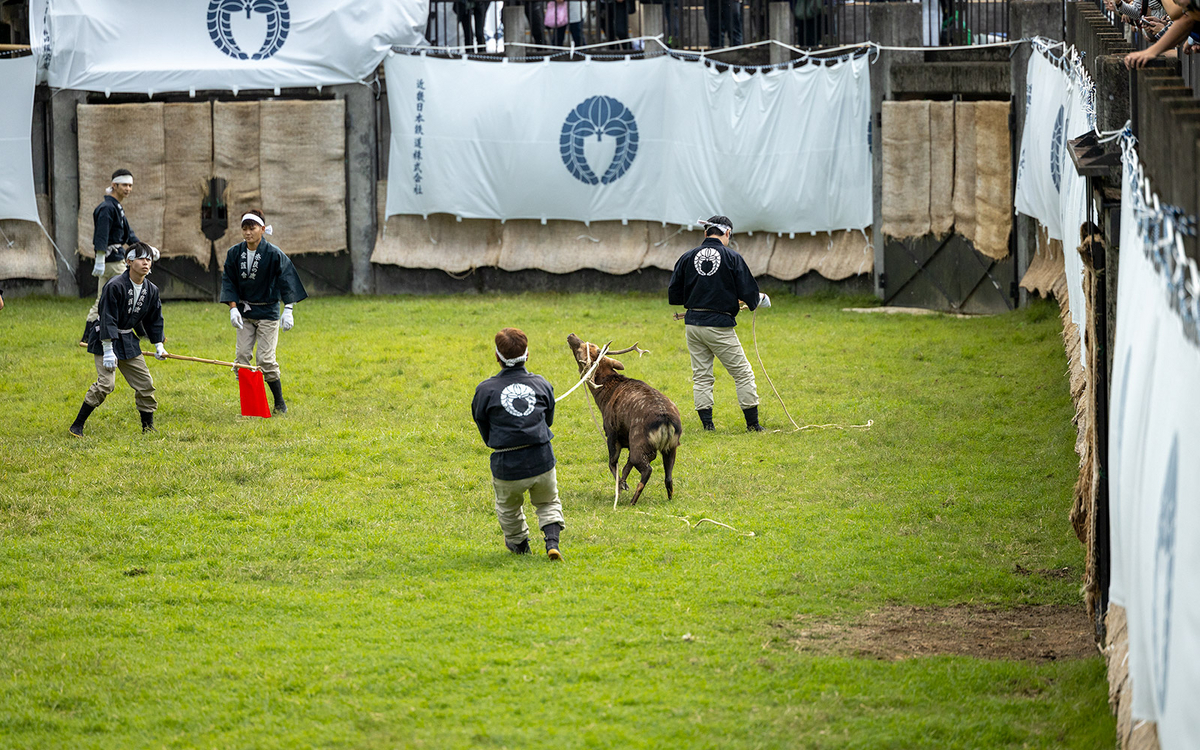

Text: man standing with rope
xmin=668 ymin=215 xmax=770 ymax=432
xmin=471 ymin=328 xmax=565 ymax=560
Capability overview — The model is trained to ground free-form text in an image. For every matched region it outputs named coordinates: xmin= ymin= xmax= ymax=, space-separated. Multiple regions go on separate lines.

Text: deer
xmin=566 ymin=334 xmax=682 ymax=507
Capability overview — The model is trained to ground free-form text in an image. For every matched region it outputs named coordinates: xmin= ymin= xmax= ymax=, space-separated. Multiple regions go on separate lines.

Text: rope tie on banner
xmin=390 ymin=38 xmax=1034 ymax=70
xmin=1119 ymin=130 xmax=1200 ymax=345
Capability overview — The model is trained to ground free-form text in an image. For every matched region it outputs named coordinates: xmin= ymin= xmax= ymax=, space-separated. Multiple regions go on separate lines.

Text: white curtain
xmin=1014 ymin=41 xmax=1095 ymax=368
xmin=30 ymin=0 xmax=427 ymax=93
xmin=0 ymin=55 xmax=40 ymax=225
xmin=1109 ymin=140 xmax=1200 ymax=746
xmin=384 ymin=53 xmax=873 ymax=234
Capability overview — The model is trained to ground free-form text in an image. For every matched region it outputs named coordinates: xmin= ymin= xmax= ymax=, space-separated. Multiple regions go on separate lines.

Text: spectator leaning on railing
xmin=1106 ymin=0 xmax=1170 ymax=40
xmin=1125 ymin=0 xmax=1200 ymax=66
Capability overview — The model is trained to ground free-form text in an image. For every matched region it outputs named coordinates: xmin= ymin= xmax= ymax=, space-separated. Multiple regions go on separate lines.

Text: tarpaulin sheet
xmin=0 ymin=55 xmax=40 ymax=226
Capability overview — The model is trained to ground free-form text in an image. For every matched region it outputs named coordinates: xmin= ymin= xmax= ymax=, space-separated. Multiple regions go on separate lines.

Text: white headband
xmin=496 ymin=347 xmax=529 ymax=367
xmin=126 ymin=244 xmax=160 ymax=262
xmin=241 ymin=213 xmax=273 ymax=235
xmin=696 ymin=217 xmax=731 ymax=235
xmin=111 ymin=175 xmax=133 ymax=186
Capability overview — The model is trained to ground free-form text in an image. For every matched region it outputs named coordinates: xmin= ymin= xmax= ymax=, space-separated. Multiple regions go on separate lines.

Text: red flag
xmin=238 ymin=369 xmax=272 ymax=418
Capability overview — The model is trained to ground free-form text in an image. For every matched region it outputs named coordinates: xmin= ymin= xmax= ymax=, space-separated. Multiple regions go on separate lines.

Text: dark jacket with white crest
xmin=87 ymin=270 xmax=164 ymax=359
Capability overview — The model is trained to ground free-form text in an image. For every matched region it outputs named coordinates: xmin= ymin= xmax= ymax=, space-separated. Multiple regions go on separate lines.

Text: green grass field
xmin=0 ymin=292 xmax=1115 ymax=748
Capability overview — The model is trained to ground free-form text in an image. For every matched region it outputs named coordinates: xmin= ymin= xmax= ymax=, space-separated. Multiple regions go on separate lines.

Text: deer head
xmin=566 ymin=334 xmax=650 ymax=387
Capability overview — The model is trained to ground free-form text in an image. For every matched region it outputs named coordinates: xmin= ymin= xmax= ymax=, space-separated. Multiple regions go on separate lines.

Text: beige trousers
xmin=84 ymin=353 xmax=157 ymax=412
xmin=685 ymin=324 xmax=759 ymax=411
xmin=491 ymin=468 xmax=564 ymax=546
xmin=235 ymin=318 xmax=281 ymax=382
xmin=85 ymin=260 xmax=127 ymax=322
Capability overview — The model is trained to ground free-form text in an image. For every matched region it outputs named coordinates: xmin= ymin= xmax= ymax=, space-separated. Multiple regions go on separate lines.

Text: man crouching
xmin=70 ymin=242 xmax=168 ymax=436
xmin=471 ymin=328 xmax=564 ymax=560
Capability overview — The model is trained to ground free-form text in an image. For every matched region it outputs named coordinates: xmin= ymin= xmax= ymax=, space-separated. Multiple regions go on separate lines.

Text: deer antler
xmin=607 ymin=342 xmax=651 ymax=357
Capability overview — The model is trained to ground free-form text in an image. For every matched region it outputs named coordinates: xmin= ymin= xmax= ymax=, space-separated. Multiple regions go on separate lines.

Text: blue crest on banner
xmin=1153 ymin=436 xmax=1178 ymax=712
xmin=207 ymin=0 xmax=291 ymax=60
xmin=560 ymin=96 xmax=639 ymax=185
xmin=1050 ymin=105 xmax=1065 ymax=193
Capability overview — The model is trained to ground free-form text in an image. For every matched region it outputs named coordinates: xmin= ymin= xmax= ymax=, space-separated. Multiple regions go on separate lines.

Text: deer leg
xmin=620 ymin=460 xmax=636 ymax=491
xmin=606 ymin=431 xmax=625 ymax=490
xmin=662 ymin=447 xmax=677 ymax=501
xmin=627 ymin=458 xmax=653 ymax=506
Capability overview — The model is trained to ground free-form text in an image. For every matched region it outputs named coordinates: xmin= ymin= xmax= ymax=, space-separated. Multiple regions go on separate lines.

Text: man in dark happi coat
xmin=70 ymin=243 xmax=169 ymax=436
xmin=471 ymin=328 xmax=565 ymax=560
xmin=219 ymin=210 xmax=307 ymax=414
xmin=668 ymin=214 xmax=771 ymax=432
xmin=81 ymin=168 xmax=141 ymax=345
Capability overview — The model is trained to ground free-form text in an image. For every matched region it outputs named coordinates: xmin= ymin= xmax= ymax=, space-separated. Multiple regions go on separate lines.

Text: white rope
xmin=39 ymin=224 xmax=74 ymax=277
xmin=555 ymin=342 xmax=609 ymax=403
xmin=798 ymin=419 xmax=875 ymax=431
xmin=635 ymin=510 xmax=756 ymax=536
xmin=390 ymin=38 xmax=1036 ymax=71
xmin=750 ymin=306 xmax=803 ymax=431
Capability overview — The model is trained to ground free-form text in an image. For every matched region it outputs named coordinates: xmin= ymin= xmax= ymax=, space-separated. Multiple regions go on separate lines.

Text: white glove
xmin=101 ymin=341 xmax=117 ymax=371
xmin=92 ymin=256 xmax=106 ymax=277
xmin=230 ymin=307 xmax=244 ymax=330
xmin=281 ymin=307 xmax=294 ymax=331
xmin=154 ymin=342 xmax=168 ymax=360
xmin=758 ymin=292 xmax=771 ymax=309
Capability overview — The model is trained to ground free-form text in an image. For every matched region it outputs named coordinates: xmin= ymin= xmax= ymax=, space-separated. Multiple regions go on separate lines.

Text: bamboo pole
xmin=141 ymin=352 xmax=261 ymax=371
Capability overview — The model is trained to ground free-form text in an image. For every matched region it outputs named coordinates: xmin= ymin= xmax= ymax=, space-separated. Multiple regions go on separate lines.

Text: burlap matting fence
xmin=77 ymin=99 xmax=346 ymax=267
xmin=373 ymin=182 xmax=872 ymax=280
xmin=0 ymin=195 xmax=56 ymax=281
xmin=881 ymin=99 xmax=1012 ymax=260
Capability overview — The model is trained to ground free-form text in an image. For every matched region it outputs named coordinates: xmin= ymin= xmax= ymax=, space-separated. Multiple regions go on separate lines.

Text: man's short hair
xmin=705 ymin=215 xmax=733 ymax=237
xmin=111 ymin=168 xmax=133 ymax=181
xmin=496 ymin=328 xmax=528 ymax=360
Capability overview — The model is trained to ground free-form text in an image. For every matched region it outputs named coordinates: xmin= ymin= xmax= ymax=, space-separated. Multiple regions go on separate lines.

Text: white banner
xmin=1109 ymin=140 xmax=1200 ymax=746
xmin=29 ymin=0 xmax=427 ymax=93
xmin=1014 ymin=41 xmax=1095 ymax=368
xmin=384 ymin=54 xmax=873 ymax=233
xmin=0 ymin=55 xmax=41 ymax=225
xmin=1015 ymin=48 xmax=1069 ymax=241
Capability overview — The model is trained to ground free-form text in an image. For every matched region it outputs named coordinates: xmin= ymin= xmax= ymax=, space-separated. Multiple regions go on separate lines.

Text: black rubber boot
xmin=69 ymin=402 xmax=95 ymax=437
xmin=506 ymin=538 xmax=531 ymax=555
xmin=542 ymin=522 xmax=564 ymax=561
xmin=267 ymin=378 xmax=287 ymax=414
xmin=744 ymin=406 xmax=766 ymax=432
xmin=697 ymin=408 xmax=715 ymax=431
xmin=140 ymin=411 xmax=155 ymax=433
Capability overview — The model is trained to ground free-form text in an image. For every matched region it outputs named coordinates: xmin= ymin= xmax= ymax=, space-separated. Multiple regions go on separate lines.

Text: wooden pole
xmin=141 ymin=352 xmax=261 ymax=371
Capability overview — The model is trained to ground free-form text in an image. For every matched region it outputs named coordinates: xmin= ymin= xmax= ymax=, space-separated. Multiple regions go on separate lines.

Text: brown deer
xmin=566 ymin=334 xmax=682 ymax=506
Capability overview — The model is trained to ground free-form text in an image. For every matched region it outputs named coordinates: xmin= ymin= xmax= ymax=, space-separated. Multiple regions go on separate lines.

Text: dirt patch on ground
xmin=779 ymin=605 xmax=1098 ymax=662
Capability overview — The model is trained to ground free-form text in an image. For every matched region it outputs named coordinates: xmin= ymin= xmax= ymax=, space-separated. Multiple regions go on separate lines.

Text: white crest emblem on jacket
xmin=694 ymin=247 xmax=721 ymax=276
xmin=500 ymin=383 xmax=537 ymax=417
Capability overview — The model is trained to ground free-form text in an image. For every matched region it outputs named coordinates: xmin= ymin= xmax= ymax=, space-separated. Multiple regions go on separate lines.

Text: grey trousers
xmin=85 ymin=260 xmax=127 ymax=322
xmin=235 ymin=318 xmax=281 ymax=382
xmin=491 ymin=468 xmax=565 ymax=546
xmin=685 ymin=324 xmax=759 ymax=411
xmin=84 ymin=353 xmax=157 ymax=412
